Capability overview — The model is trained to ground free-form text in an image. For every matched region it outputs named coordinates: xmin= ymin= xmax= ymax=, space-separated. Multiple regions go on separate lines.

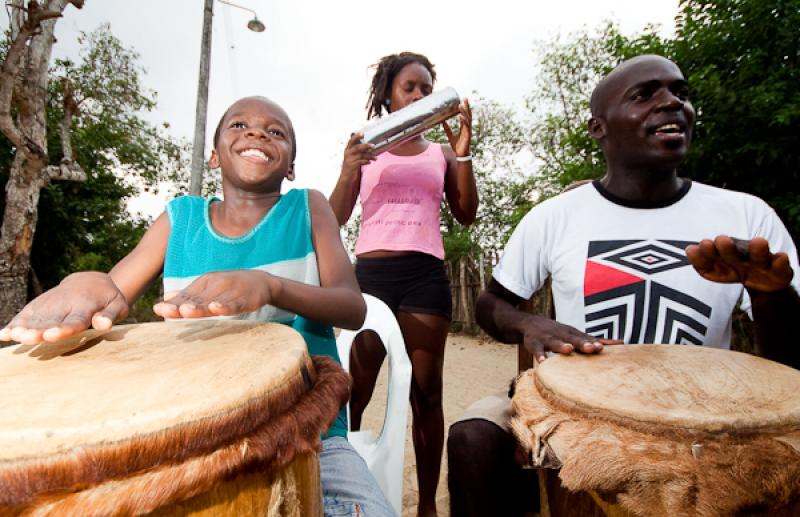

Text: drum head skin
xmin=535 ymin=344 xmax=800 ymax=433
xmin=0 ymin=320 xmax=309 ymax=462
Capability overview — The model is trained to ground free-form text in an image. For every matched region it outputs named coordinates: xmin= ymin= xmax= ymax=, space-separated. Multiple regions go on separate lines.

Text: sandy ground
xmin=359 ymin=334 xmax=517 ymax=516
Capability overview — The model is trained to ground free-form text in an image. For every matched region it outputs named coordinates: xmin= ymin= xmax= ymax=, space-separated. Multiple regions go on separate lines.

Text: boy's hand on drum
xmin=520 ymin=314 xmax=621 ymax=363
xmin=0 ymin=272 xmax=128 ymax=345
xmin=341 ymin=133 xmax=375 ymax=178
xmin=686 ymin=236 xmax=794 ymax=293
xmin=153 ymin=270 xmax=275 ymax=319
xmin=443 ymin=99 xmax=472 ymax=158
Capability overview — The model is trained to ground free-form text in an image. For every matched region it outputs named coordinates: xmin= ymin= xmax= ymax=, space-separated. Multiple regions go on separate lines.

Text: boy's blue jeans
xmin=320 ymin=436 xmax=395 ymax=516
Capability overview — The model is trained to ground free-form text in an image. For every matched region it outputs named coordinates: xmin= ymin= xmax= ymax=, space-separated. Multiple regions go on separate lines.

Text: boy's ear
xmin=208 ymin=149 xmax=220 ymax=169
xmin=588 ymin=117 xmax=606 ymax=141
xmin=286 ymin=163 xmax=295 ymax=181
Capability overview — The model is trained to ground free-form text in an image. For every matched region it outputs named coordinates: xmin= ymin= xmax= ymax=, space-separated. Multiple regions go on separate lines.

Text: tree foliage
xmin=433 ymin=97 xmax=535 ymax=258
xmin=671 ymin=0 xmax=800 ymax=242
xmin=50 ymin=25 xmax=187 ymax=187
xmin=527 ymin=1 xmax=800 ymax=242
xmin=526 ymin=22 xmax=667 ymax=195
xmin=0 ymin=24 xmax=188 ymax=318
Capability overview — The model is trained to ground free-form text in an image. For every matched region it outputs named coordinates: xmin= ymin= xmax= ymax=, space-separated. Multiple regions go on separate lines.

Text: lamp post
xmin=189 ymin=0 xmax=265 ymax=197
xmin=219 ymin=0 xmax=265 ymax=32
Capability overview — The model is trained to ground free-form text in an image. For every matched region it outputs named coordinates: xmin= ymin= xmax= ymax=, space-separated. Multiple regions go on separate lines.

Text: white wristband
xmin=456 ymin=154 xmax=472 ymax=162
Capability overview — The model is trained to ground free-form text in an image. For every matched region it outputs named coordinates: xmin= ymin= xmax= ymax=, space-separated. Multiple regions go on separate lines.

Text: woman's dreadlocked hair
xmin=365 ymin=52 xmax=436 ymax=119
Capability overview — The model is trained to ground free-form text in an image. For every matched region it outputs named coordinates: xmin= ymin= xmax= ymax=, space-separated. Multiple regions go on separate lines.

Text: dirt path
xmin=359 ymin=333 xmax=517 ymax=516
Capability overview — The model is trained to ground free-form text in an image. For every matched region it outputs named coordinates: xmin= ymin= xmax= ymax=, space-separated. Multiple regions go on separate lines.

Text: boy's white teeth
xmin=240 ymin=148 xmax=269 ymax=160
xmin=656 ymin=123 xmax=681 ymax=133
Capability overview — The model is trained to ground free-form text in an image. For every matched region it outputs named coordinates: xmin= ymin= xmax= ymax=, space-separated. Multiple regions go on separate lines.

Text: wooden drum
xmin=0 ymin=320 xmax=350 ymax=516
xmin=511 ymin=345 xmax=800 ymax=517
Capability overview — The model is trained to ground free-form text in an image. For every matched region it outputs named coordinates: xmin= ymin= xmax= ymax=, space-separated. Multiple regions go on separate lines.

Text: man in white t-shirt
xmin=447 ymin=54 xmax=800 ymax=516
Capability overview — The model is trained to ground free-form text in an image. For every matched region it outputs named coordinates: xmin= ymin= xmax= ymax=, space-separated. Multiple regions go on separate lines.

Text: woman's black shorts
xmin=355 ymin=252 xmax=452 ymax=321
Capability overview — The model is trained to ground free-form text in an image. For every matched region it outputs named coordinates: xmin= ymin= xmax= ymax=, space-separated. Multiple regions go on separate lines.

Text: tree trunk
xmin=478 ymin=253 xmax=486 ymax=292
xmin=0 ymin=153 xmax=46 ymax=324
xmin=459 ymin=256 xmax=473 ymax=330
xmin=0 ymin=1 xmax=77 ymax=325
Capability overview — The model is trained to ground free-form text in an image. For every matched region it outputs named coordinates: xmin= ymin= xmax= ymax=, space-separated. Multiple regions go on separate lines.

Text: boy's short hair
xmin=212 ymin=98 xmax=297 ymax=162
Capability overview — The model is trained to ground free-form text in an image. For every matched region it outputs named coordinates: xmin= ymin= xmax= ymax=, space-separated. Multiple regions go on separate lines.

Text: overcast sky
xmin=4 ymin=0 xmax=679 ymax=217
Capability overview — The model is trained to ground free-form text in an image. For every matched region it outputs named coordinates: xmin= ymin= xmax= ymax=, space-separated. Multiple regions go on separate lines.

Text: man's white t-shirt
xmin=493 ymin=181 xmax=800 ymax=349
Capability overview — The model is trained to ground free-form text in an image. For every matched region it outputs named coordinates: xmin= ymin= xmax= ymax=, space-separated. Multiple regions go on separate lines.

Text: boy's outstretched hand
xmin=686 ymin=236 xmax=794 ymax=293
xmin=0 ymin=272 xmax=129 ymax=345
xmin=154 ymin=270 xmax=274 ymax=319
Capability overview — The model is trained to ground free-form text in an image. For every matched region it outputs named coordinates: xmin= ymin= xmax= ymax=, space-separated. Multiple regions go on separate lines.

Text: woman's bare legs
xmin=348 ymin=311 xmax=449 ymax=516
xmin=399 ymin=311 xmax=449 ymax=517
xmin=349 ymin=331 xmax=387 ymax=430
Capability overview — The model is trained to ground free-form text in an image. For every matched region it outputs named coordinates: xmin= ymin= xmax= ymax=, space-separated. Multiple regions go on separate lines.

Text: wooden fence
xmin=446 ymin=252 xmax=502 ymax=333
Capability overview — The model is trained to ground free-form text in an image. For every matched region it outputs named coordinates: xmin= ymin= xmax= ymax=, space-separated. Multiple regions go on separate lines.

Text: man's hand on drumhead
xmin=686 ymin=236 xmax=794 ymax=293
xmin=520 ymin=315 xmax=620 ymax=363
xmin=0 ymin=272 xmax=128 ymax=345
xmin=154 ymin=270 xmax=274 ymax=319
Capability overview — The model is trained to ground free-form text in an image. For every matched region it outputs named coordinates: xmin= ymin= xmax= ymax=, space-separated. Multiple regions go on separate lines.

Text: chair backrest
xmin=336 ymin=294 xmax=412 ymax=517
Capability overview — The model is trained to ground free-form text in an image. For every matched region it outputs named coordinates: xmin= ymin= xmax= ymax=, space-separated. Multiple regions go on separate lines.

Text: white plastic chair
xmin=336 ymin=294 xmax=412 ymax=517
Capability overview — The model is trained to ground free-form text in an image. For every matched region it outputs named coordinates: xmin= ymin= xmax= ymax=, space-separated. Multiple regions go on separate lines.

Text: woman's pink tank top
xmin=355 ymin=143 xmax=447 ymax=259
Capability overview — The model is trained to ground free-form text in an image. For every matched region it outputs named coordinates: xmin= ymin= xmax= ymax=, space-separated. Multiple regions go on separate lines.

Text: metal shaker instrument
xmin=358 ymin=87 xmax=461 ymax=154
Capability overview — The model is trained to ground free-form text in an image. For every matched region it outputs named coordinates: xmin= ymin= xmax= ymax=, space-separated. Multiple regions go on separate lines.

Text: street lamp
xmin=189 ymin=0 xmax=265 ymax=197
xmin=219 ymin=0 xmax=265 ymax=32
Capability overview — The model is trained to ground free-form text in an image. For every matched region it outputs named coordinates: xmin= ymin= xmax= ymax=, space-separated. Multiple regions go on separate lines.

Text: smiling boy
xmin=2 ymin=96 xmax=395 ymax=516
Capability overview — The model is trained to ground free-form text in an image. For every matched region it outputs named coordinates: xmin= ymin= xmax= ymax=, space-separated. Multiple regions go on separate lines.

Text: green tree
xmin=526 ymin=22 xmax=666 ymax=195
xmin=671 ymin=0 xmax=800 ymax=242
xmin=527 ymin=2 xmax=800 ymax=243
xmin=0 ymin=23 xmax=188 ymax=322
xmin=0 ymin=0 xmax=86 ymax=324
xmin=431 ymin=97 xmax=535 ymax=257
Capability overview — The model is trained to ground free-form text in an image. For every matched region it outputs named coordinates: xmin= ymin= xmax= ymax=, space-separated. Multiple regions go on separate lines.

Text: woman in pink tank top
xmin=330 ymin=52 xmax=478 ymax=517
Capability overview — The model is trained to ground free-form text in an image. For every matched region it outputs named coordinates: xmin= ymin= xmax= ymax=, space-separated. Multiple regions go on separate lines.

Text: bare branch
xmin=45 ymin=160 xmax=86 ymax=182
xmin=0 ymin=10 xmax=34 ymax=147
xmin=16 ymin=1 xmax=63 ymax=28
xmin=0 ymin=1 xmax=63 ymax=150
xmin=60 ymin=77 xmax=79 ymax=161
xmin=41 ymin=75 xmax=86 ymax=183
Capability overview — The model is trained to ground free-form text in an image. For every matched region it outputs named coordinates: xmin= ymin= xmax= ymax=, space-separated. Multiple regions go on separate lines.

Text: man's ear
xmin=208 ymin=149 xmax=220 ymax=169
xmin=588 ymin=117 xmax=606 ymax=141
xmin=286 ymin=164 xmax=295 ymax=181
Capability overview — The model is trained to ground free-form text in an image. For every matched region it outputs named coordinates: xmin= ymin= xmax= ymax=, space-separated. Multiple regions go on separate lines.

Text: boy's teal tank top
xmin=163 ymin=188 xmax=347 ymax=438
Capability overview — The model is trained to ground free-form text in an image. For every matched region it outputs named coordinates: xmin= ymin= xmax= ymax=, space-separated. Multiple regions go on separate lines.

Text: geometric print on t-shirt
xmin=583 ymin=239 xmax=711 ymax=345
